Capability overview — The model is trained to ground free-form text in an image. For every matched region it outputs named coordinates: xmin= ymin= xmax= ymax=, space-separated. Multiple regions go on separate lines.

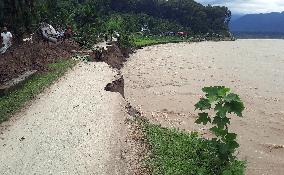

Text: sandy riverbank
xmin=123 ymin=39 xmax=284 ymax=175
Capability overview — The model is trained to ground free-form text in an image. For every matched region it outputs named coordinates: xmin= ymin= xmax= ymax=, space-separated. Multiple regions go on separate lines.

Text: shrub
xmin=195 ymin=86 xmax=246 ymax=174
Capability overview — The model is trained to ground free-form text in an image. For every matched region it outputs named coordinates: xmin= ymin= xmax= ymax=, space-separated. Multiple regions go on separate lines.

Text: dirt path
xmin=123 ymin=40 xmax=284 ymax=175
xmin=0 ymin=62 xmax=127 ymax=174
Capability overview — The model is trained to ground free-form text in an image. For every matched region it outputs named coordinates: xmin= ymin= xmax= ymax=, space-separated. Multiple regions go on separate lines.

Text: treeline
xmin=0 ymin=0 xmax=231 ymax=41
xmin=110 ymin=0 xmax=231 ymax=34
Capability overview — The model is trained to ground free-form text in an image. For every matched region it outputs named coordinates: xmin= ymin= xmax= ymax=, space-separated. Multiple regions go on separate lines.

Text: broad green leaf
xmin=225 ymin=133 xmax=237 ymax=141
xmin=213 ymin=113 xmax=230 ymax=129
xmin=210 ymin=126 xmax=227 ymax=137
xmin=195 ymin=113 xmax=211 ymax=125
xmin=218 ymin=142 xmax=230 ymax=157
xmin=218 ymin=87 xmax=231 ymax=97
xmin=214 ymin=102 xmax=223 ymax=111
xmin=195 ymin=98 xmax=211 ymax=110
xmin=227 ymin=140 xmax=240 ymax=150
xmin=215 ymin=105 xmax=228 ymax=118
xmin=224 ymin=93 xmax=241 ymax=103
xmin=208 ymin=95 xmax=218 ymax=103
xmin=202 ymin=86 xmax=230 ymax=98
xmin=225 ymin=101 xmax=245 ymax=117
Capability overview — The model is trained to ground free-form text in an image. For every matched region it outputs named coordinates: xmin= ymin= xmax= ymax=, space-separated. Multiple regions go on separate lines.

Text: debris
xmin=19 ymin=137 xmax=25 ymax=141
xmin=72 ymin=55 xmax=90 ymax=62
xmin=263 ymin=143 xmax=284 ymax=151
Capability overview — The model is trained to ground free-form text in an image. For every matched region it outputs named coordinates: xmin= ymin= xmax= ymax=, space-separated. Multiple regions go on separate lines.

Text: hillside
xmin=230 ymin=12 xmax=284 ymax=35
xmin=0 ymin=0 xmax=231 ymax=41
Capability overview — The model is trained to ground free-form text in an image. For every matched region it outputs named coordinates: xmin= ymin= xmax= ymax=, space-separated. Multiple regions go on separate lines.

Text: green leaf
xmin=227 ymin=140 xmax=240 ymax=150
xmin=202 ymin=86 xmax=230 ymax=98
xmin=218 ymin=87 xmax=231 ymax=97
xmin=214 ymin=102 xmax=223 ymax=111
xmin=215 ymin=104 xmax=228 ymax=117
xmin=208 ymin=95 xmax=218 ymax=103
xmin=218 ymin=142 xmax=230 ymax=157
xmin=195 ymin=98 xmax=211 ymax=110
xmin=213 ymin=113 xmax=230 ymax=129
xmin=225 ymin=133 xmax=237 ymax=141
xmin=195 ymin=113 xmax=211 ymax=125
xmin=210 ymin=126 xmax=227 ymax=137
xmin=225 ymin=101 xmax=245 ymax=117
xmin=224 ymin=93 xmax=241 ymax=103
xmin=196 ymin=86 xmax=245 ymax=164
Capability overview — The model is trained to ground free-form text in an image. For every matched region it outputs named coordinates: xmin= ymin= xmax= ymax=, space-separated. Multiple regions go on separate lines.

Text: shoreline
xmin=1 ymin=39 xmax=284 ymax=174
xmin=122 ymin=40 xmax=284 ymax=175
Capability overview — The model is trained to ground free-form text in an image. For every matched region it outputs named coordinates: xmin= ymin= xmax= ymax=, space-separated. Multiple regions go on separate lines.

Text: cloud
xmin=195 ymin=0 xmax=284 ymax=14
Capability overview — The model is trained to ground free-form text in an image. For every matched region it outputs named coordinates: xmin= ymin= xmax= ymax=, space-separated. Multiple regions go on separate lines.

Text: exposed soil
xmin=105 ymin=76 xmax=125 ymax=98
xmin=120 ymin=47 xmax=133 ymax=58
xmin=123 ymin=104 xmax=151 ymax=175
xmin=0 ymin=39 xmax=79 ymax=84
xmin=99 ymin=43 xmax=132 ymax=98
xmin=100 ymin=44 xmax=152 ymax=174
xmin=99 ymin=44 xmax=127 ymax=70
xmin=125 ymin=103 xmax=142 ymax=118
xmin=98 ymin=42 xmax=152 ymax=174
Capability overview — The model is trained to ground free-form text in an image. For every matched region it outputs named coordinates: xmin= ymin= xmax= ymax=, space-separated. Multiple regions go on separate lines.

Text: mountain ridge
xmin=230 ymin=12 xmax=284 ymax=34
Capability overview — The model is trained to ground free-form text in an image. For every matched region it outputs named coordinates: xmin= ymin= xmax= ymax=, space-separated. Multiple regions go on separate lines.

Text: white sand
xmin=123 ymin=39 xmax=284 ymax=175
xmin=0 ymin=62 xmax=127 ymax=175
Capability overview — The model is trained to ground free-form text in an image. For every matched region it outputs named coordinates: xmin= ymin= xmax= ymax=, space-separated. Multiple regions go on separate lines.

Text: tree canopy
xmin=0 ymin=0 xmax=231 ymax=39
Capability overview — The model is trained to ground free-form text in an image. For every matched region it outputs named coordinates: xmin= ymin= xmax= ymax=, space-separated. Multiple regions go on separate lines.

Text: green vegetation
xmin=144 ymin=123 xmax=245 ymax=175
xmin=195 ymin=86 xmax=245 ymax=165
xmin=140 ymin=86 xmax=246 ymax=175
xmin=0 ymin=59 xmax=76 ymax=123
xmin=133 ymin=35 xmax=191 ymax=47
xmin=0 ymin=0 xmax=231 ymax=43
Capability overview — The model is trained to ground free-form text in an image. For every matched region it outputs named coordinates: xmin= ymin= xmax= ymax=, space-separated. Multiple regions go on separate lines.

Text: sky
xmin=195 ymin=0 xmax=284 ymax=14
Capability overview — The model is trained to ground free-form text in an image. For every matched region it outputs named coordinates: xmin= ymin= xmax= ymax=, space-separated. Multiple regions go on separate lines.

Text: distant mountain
xmin=230 ymin=12 xmax=284 ymax=35
xmin=230 ymin=14 xmax=244 ymax=22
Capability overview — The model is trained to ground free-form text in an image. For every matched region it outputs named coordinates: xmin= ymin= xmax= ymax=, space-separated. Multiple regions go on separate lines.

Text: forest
xmin=0 ymin=0 xmax=231 ymax=43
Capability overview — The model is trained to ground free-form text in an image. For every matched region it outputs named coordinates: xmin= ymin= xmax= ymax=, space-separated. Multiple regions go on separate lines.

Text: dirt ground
xmin=0 ymin=62 xmax=128 ymax=174
xmin=0 ymin=39 xmax=79 ymax=84
xmin=122 ymin=40 xmax=284 ymax=175
xmin=98 ymin=43 xmax=128 ymax=70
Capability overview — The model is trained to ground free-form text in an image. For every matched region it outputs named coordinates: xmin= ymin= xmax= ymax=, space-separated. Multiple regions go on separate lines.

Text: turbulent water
xmin=123 ymin=40 xmax=284 ymax=175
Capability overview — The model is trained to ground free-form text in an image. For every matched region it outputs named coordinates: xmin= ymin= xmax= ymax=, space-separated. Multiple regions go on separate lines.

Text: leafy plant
xmin=119 ymin=33 xmax=135 ymax=49
xmin=144 ymin=118 xmax=246 ymax=175
xmin=195 ymin=86 xmax=245 ymax=165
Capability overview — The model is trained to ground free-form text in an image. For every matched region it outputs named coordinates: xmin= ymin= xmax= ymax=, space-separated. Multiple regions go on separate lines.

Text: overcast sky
xmin=195 ymin=0 xmax=284 ymax=14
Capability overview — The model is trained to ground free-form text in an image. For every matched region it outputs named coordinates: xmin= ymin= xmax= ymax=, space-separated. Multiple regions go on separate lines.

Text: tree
xmin=0 ymin=0 xmax=231 ymax=39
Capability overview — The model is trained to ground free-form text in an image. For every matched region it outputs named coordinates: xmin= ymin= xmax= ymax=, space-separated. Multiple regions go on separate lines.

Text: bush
xmin=118 ymin=33 xmax=135 ymax=49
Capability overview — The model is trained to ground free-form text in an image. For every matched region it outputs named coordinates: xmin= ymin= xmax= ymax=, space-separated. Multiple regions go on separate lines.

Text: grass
xmin=133 ymin=35 xmax=192 ymax=47
xmin=131 ymin=34 xmax=233 ymax=48
xmin=143 ymin=121 xmax=246 ymax=175
xmin=0 ymin=59 xmax=76 ymax=123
